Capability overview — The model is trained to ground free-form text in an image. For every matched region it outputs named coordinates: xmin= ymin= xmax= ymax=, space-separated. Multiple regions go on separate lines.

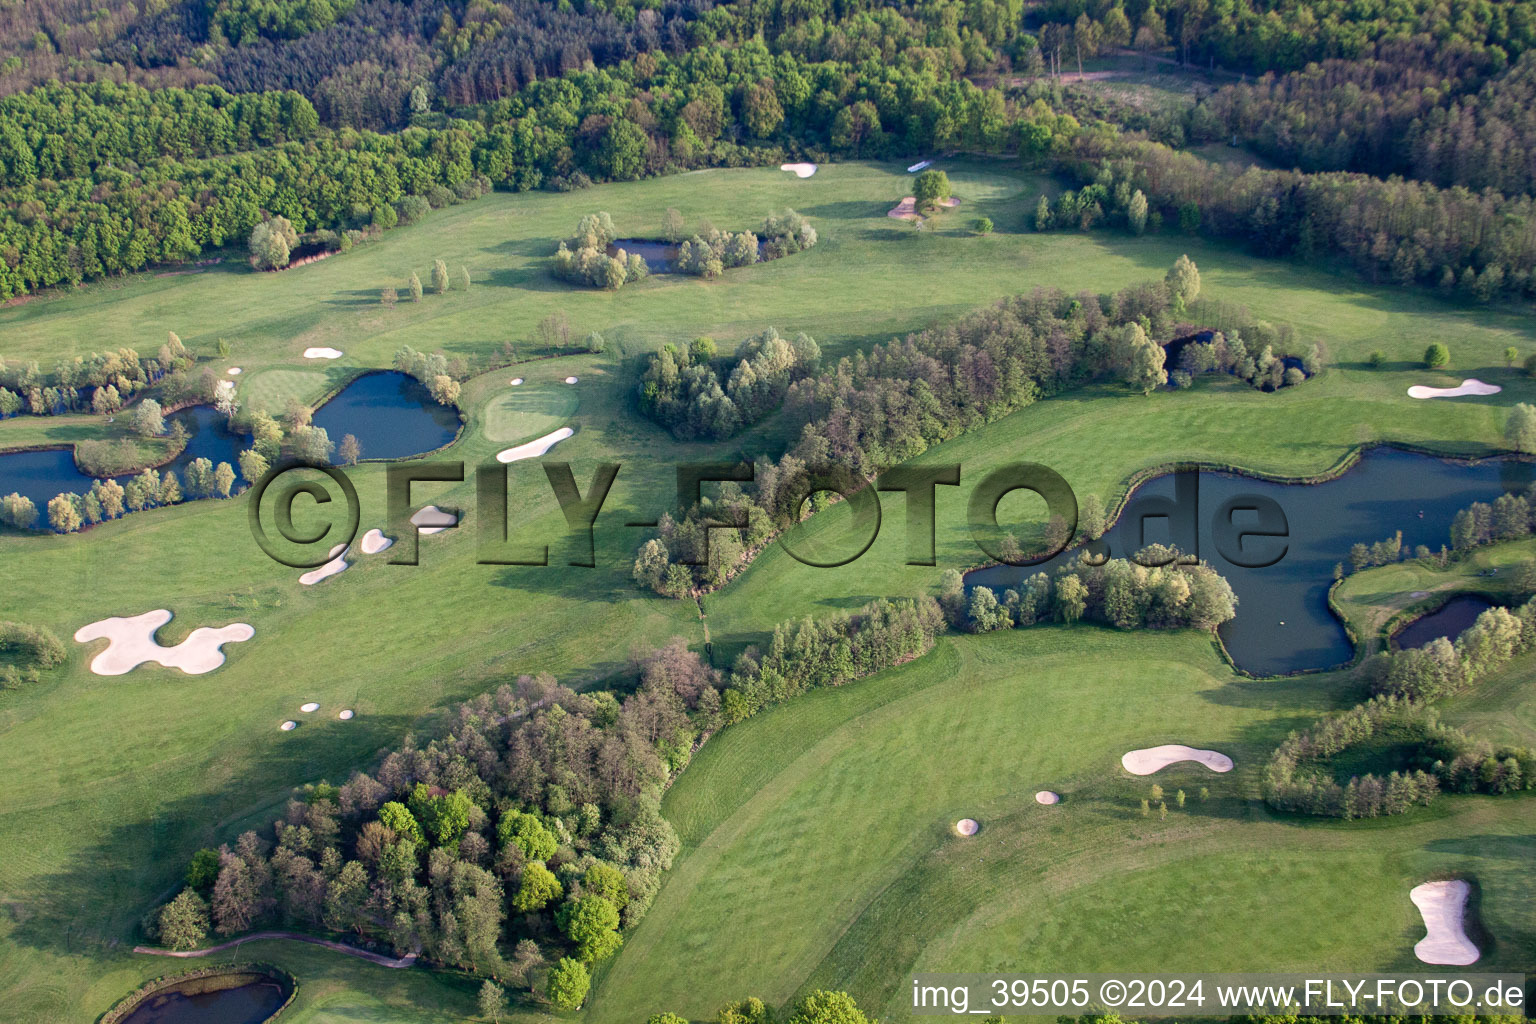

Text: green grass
xmin=482 ymin=384 xmax=579 ymax=444
xmin=2 ymin=158 xmax=1535 ymax=1022
xmin=1333 ymin=538 xmax=1536 ymax=654
xmin=597 ymin=628 xmax=1536 ymax=1024
xmin=238 ymin=366 xmax=352 ymax=417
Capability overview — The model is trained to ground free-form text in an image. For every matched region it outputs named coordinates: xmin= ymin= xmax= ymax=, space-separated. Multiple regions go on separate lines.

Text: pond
xmin=0 ymin=371 xmax=457 ymax=519
xmin=1392 ymin=595 xmax=1499 ymax=650
xmin=118 ymin=974 xmax=288 ymax=1024
xmin=0 ymin=406 xmax=243 ymax=510
xmin=966 ymin=448 xmax=1531 ymax=676
xmin=609 ymin=238 xmax=679 ymax=274
xmin=312 ymin=370 xmax=460 ymax=463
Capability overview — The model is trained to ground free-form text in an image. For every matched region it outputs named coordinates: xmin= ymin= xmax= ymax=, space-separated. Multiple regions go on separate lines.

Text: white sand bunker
xmin=1410 ymin=880 xmax=1480 ymax=965
xmin=411 ymin=505 xmax=458 ymax=535
xmin=227 ymin=367 xmax=242 ymax=375
xmin=1408 ymin=378 xmax=1501 ymax=399
xmin=954 ymin=818 xmax=979 ymax=836
xmin=299 ymin=543 xmax=349 ymax=586
xmin=74 ymin=610 xmax=254 ymax=676
xmin=300 ymin=702 xmax=320 ymax=712
xmin=907 ymin=160 xmax=932 ymax=172
xmin=510 ymin=377 xmax=524 ymax=385
xmin=1035 ymin=791 xmax=1060 ymax=805
xmin=497 ymin=427 xmax=574 ymax=463
xmin=1122 ymin=744 xmax=1234 ymax=775
xmin=338 ymin=709 xmax=355 ymax=720
xmin=303 ymin=347 xmax=344 ymax=360
xmin=780 ymin=162 xmax=817 ymax=178
xmin=564 ymin=376 xmax=579 ymax=384
xmin=280 ymin=720 xmax=297 ymax=731
xmin=360 ymin=528 xmax=394 ymax=554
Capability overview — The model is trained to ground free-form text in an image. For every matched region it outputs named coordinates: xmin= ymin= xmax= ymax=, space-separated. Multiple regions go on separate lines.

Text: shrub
xmin=1424 ymin=342 xmax=1450 ymax=368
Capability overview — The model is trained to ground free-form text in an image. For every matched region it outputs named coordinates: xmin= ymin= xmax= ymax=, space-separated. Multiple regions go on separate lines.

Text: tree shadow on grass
xmin=322 ymin=289 xmax=389 ymax=308
xmin=482 ymin=267 xmax=571 ymax=295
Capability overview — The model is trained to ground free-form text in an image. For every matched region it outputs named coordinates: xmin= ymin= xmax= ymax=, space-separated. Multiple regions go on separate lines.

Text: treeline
xmin=633 ymin=259 xmax=1311 ymax=595
xmin=0 ymin=335 xmax=196 ymax=419
xmin=718 ymin=596 xmax=946 ymax=723
xmin=1068 ymin=132 xmax=1536 ymax=301
xmin=943 ymin=547 xmax=1238 ymax=634
xmin=1363 ymin=599 xmax=1535 ymax=702
xmin=1265 ymin=598 xmax=1536 ymax=818
xmin=150 ymin=599 xmax=943 ymax=1004
xmin=1449 ymin=487 xmax=1536 ymax=551
xmin=638 ymin=327 xmax=822 ymax=440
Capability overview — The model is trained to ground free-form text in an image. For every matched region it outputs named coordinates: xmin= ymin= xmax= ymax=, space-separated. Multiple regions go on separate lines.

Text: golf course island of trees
xmin=1 ymin=0 xmax=1535 ymax=1021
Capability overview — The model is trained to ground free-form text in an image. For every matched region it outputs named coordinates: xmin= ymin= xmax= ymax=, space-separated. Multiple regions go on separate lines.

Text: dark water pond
xmin=312 ymin=370 xmax=460 ymax=462
xmin=119 ymin=977 xmax=286 ymax=1024
xmin=0 ymin=406 xmax=242 ymax=509
xmin=967 ymin=448 xmax=1531 ymax=676
xmin=0 ymin=371 xmax=456 ymax=517
xmin=609 ymin=238 xmax=679 ymax=273
xmin=1392 ymin=595 xmax=1498 ymax=650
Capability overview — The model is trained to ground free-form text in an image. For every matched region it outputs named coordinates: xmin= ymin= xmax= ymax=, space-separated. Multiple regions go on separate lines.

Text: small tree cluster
xmin=553 ymin=213 xmax=648 ymax=289
xmin=941 ymin=548 xmax=1238 ymax=634
xmin=1264 ymin=694 xmax=1533 ymax=818
xmin=638 ymin=327 xmax=822 ymax=439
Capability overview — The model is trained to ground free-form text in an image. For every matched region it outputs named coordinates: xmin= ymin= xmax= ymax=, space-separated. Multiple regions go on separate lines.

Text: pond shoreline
xmin=965 ymin=443 xmax=1532 ymax=679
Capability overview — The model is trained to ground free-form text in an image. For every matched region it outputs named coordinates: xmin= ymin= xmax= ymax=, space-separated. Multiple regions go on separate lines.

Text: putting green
xmin=482 ymin=385 xmax=579 ymax=444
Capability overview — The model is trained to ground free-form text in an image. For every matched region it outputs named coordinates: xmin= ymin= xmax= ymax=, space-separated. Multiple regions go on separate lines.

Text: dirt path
xmin=134 ymin=931 xmax=419 ymax=969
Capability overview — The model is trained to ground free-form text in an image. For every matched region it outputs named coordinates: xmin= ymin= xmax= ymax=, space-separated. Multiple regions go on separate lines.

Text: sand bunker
xmin=780 ymin=162 xmax=817 ymax=178
xmin=338 ymin=709 xmax=355 ymax=720
xmin=1122 ymin=744 xmax=1234 ymax=775
xmin=280 ymin=720 xmax=296 ymax=731
xmin=564 ymin=376 xmax=579 ymax=384
xmin=954 ymin=818 xmax=979 ymax=836
xmin=299 ymin=544 xmax=349 ymax=586
xmin=1407 ymin=378 xmax=1501 ymax=399
xmin=888 ymin=196 xmax=962 ymax=221
xmin=360 ymin=529 xmax=394 ymax=554
xmin=510 ymin=377 xmax=524 ymax=385
xmin=227 ymin=367 xmax=242 ymax=375
xmin=1410 ymin=880 xmax=1479 ymax=964
xmin=907 ymin=160 xmax=932 ymax=172
xmin=303 ymin=347 xmax=344 ymax=360
xmin=1035 ymin=791 xmax=1060 ymax=805
xmin=75 ymin=610 xmax=254 ymax=676
xmin=300 ymin=702 xmax=319 ymax=713
xmin=497 ymin=427 xmax=574 ymax=463
xmin=411 ymin=505 xmax=458 ymax=535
